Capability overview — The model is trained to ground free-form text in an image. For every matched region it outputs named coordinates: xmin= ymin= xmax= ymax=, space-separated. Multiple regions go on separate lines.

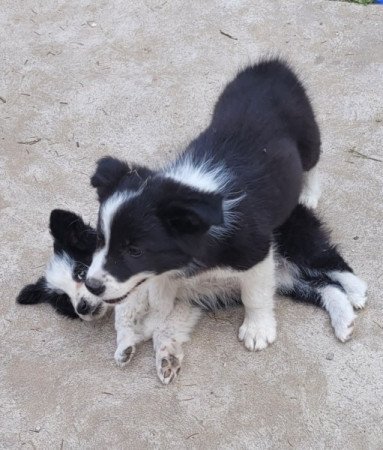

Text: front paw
xmin=156 ymin=345 xmax=183 ymax=385
xmin=157 ymin=355 xmax=181 ymax=384
xmin=238 ymin=316 xmax=276 ymax=351
xmin=114 ymin=344 xmax=136 ymax=367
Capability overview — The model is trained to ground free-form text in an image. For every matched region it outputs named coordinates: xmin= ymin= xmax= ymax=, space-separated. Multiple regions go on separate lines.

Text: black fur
xmin=16 ymin=277 xmax=78 ymax=319
xmin=91 ymin=157 xmax=153 ymax=202
xmin=275 ymin=204 xmax=352 ymax=273
xmin=50 ymin=209 xmax=97 ymax=266
xmin=274 ymin=204 xmax=353 ymax=307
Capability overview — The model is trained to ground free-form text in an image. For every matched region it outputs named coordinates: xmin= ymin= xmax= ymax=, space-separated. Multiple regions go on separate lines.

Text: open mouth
xmin=103 ymin=278 xmax=148 ymax=305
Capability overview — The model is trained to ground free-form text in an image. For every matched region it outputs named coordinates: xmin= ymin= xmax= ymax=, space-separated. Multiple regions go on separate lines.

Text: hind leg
xmin=276 ymin=258 xmax=357 ymax=342
xmin=277 ymin=273 xmax=356 ymax=342
xmin=299 ymin=166 xmax=321 ymax=209
xmin=319 ymin=285 xmax=356 ymax=342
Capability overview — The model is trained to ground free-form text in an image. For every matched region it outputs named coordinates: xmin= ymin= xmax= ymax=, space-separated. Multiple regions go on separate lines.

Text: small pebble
xmin=353 ymin=236 xmax=359 ymax=240
xmin=326 ymin=352 xmax=334 ymax=361
xmin=87 ymin=21 xmax=97 ymax=27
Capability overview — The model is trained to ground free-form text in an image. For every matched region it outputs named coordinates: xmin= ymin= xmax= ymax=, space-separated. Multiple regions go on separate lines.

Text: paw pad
xmin=158 ymin=354 xmax=181 ymax=384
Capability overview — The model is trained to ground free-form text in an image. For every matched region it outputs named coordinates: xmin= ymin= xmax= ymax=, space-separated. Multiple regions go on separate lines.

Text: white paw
xmin=114 ymin=344 xmax=136 ymax=367
xmin=300 ymin=167 xmax=321 ymax=209
xmin=238 ymin=316 xmax=276 ymax=351
xmin=346 ymin=276 xmax=367 ymax=310
xmin=348 ymin=292 xmax=367 ymax=310
xmin=299 ymin=192 xmax=319 ymax=209
xmin=321 ymin=285 xmax=357 ymax=342
xmin=156 ymin=345 xmax=183 ymax=385
xmin=330 ymin=272 xmax=367 ymax=310
xmin=332 ymin=312 xmax=356 ymax=342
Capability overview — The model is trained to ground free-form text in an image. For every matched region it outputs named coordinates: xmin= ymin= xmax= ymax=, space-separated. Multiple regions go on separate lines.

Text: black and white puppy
xmin=17 ymin=210 xmax=109 ymax=321
xmin=85 ymin=58 xmax=324 ymax=351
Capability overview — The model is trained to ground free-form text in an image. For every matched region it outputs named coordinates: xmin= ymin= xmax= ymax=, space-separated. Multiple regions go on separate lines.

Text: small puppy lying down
xmin=17 ymin=206 xmax=367 ymax=384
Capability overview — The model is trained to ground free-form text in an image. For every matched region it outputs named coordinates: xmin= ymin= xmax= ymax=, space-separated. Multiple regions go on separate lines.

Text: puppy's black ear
xmin=16 ymin=277 xmax=79 ymax=319
xmin=157 ymin=183 xmax=223 ymax=235
xmin=16 ymin=277 xmax=47 ymax=305
xmin=91 ymin=156 xmax=130 ymax=202
xmin=50 ymin=209 xmax=95 ymax=252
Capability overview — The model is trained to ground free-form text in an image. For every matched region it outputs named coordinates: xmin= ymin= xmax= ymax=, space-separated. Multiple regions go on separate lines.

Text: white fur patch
xmin=177 ymin=267 xmax=240 ymax=312
xmin=86 ymin=248 xmax=107 ymax=280
xmin=45 ymin=252 xmax=108 ymax=320
xmin=238 ymin=248 xmax=277 ymax=351
xmin=164 ymin=156 xmax=244 ymax=238
xmin=164 ymin=155 xmax=231 ymax=193
xmin=88 ymin=190 xmax=137 ymax=280
xmin=299 ymin=166 xmax=321 ymax=209
xmin=101 ymin=191 xmax=136 ymax=245
xmin=275 ymin=257 xmax=300 ymax=292
xmin=210 ymin=194 xmax=245 ymax=239
xmin=329 ymin=271 xmax=367 ymax=309
xmin=45 ymin=253 xmax=76 ymax=298
xmin=319 ymin=285 xmax=356 ymax=342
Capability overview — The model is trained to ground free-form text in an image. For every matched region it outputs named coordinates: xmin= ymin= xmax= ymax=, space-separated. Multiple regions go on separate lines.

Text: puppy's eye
xmin=97 ymin=233 xmax=105 ymax=248
xmin=74 ymin=269 xmax=87 ymax=281
xmin=127 ymin=245 xmax=143 ymax=258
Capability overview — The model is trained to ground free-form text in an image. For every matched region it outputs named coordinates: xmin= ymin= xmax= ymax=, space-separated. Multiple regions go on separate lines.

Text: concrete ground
xmin=1 ymin=0 xmax=382 ymax=448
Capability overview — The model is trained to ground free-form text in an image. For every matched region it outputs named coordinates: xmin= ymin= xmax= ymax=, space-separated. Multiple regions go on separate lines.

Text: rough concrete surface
xmin=1 ymin=0 xmax=382 ymax=448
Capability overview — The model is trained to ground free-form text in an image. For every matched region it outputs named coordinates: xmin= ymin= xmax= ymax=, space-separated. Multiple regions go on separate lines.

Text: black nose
xmin=85 ymin=278 xmax=105 ymax=296
xmin=77 ymin=298 xmax=90 ymax=315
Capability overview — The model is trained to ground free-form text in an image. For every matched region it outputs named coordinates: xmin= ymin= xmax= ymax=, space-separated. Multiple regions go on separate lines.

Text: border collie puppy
xmin=16 ymin=205 xmax=366 ymax=383
xmin=85 ymin=58 xmax=324 ymax=351
xmin=17 ymin=210 xmax=109 ymax=321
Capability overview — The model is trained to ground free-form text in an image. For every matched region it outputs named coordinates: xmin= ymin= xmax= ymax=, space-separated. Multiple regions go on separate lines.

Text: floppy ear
xmin=49 ymin=209 xmax=95 ymax=252
xmin=16 ymin=277 xmax=79 ymax=319
xmin=157 ymin=185 xmax=223 ymax=235
xmin=16 ymin=277 xmax=48 ymax=305
xmin=91 ymin=156 xmax=130 ymax=202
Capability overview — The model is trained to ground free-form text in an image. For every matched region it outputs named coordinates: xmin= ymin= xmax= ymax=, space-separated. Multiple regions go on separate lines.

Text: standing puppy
xmin=86 ymin=59 xmax=322 ymax=351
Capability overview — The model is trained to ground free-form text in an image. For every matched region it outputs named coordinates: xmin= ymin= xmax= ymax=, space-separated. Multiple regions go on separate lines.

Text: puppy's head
xmin=85 ymin=156 xmax=223 ymax=304
xmin=46 ymin=209 xmax=109 ymax=320
xmin=17 ymin=210 xmax=109 ymax=321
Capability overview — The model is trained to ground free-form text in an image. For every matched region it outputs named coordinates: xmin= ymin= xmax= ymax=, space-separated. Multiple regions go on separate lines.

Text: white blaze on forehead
xmin=88 ymin=190 xmax=137 ymax=279
xmin=87 ymin=248 xmax=106 ymax=279
xmin=45 ymin=253 xmax=76 ymax=298
xmin=100 ymin=191 xmax=133 ymax=245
